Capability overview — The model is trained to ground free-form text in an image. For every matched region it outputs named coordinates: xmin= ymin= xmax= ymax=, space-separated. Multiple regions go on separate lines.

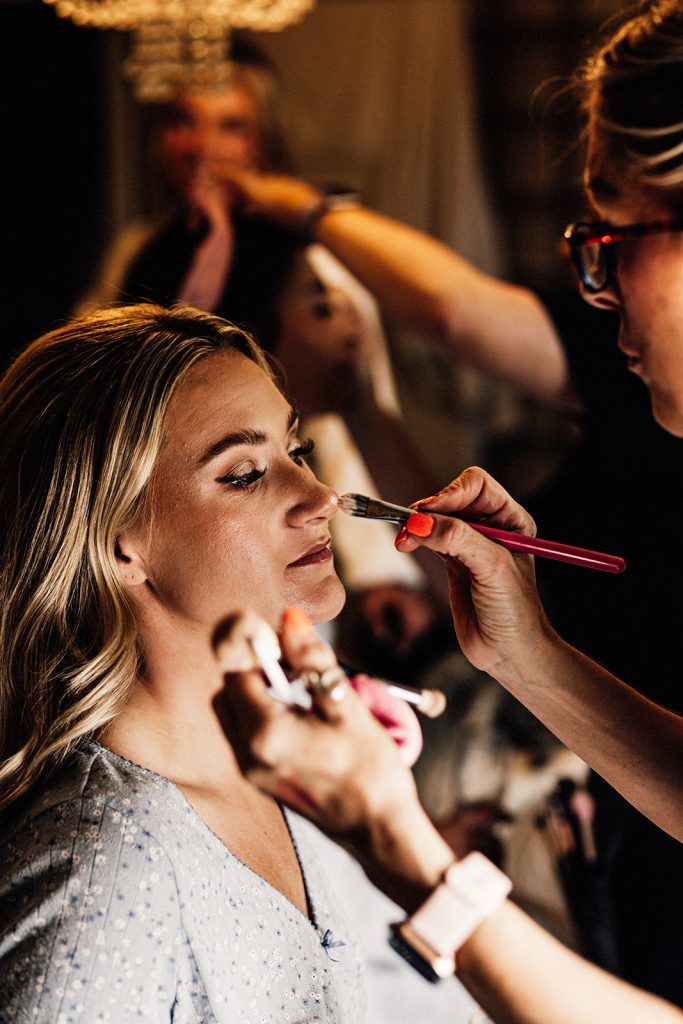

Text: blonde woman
xmin=0 ymin=303 xmax=421 ymax=1022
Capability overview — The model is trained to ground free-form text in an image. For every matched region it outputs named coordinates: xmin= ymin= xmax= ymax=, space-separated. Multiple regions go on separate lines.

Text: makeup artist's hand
xmin=395 ymin=467 xmax=558 ymax=679
xmin=213 ymin=606 xmax=453 ymax=905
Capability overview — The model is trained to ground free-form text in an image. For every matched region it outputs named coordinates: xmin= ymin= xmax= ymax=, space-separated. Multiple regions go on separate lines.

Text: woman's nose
xmin=179 ymin=123 xmax=215 ymax=162
xmin=288 ymin=477 xmax=339 ymax=526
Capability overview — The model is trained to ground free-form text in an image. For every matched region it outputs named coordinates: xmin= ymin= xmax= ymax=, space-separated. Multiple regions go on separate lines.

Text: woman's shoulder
xmin=0 ymin=744 xmax=186 ymax=1021
xmin=2 ymin=740 xmax=186 ymax=860
xmin=0 ymin=742 xmax=185 ymax=943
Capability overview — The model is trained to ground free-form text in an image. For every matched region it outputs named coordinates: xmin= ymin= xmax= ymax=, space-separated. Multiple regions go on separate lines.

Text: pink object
xmin=350 ymin=673 xmax=423 ymax=767
xmin=465 ymin=522 xmax=626 ymax=573
xmin=341 ymin=493 xmax=625 ymax=574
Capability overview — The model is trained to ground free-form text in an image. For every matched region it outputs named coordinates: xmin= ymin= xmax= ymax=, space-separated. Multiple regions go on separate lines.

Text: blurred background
xmin=4 ymin=0 xmax=627 ymax=354
xmin=3 ymin=0 xmax=631 ymax=500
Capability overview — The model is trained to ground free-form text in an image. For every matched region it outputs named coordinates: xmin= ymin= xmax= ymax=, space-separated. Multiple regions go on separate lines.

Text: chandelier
xmin=43 ymin=0 xmax=317 ymax=100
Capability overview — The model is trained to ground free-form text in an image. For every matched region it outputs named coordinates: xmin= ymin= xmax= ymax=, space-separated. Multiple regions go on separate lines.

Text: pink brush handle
xmin=468 ymin=522 xmax=625 ymax=573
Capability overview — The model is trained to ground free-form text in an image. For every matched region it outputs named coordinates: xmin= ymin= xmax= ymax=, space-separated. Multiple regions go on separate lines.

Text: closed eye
xmin=216 ymin=465 xmax=265 ymax=490
xmin=216 ymin=439 xmax=314 ymax=490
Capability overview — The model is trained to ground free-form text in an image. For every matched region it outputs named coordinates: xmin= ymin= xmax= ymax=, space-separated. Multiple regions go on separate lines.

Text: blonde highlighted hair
xmin=0 ymin=303 xmax=269 ymax=810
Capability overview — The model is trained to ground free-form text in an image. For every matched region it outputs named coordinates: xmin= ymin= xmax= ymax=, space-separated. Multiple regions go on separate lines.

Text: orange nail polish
xmin=282 ymin=605 xmax=313 ymax=634
xmin=414 ymin=494 xmax=437 ymax=509
xmin=406 ymin=512 xmax=434 ymax=538
xmin=394 ymin=526 xmax=409 ymax=548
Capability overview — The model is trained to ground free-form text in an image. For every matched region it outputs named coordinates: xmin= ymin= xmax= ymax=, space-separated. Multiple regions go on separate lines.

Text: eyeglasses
xmin=564 ymin=218 xmax=683 ymax=294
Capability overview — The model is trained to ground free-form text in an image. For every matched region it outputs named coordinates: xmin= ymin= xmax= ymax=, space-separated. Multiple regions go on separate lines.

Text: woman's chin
xmin=651 ymin=391 xmax=683 ymax=438
xmin=299 ymin=575 xmax=347 ymax=627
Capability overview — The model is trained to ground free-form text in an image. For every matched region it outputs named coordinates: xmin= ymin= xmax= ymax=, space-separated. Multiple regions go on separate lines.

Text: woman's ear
xmin=115 ymin=534 xmax=149 ymax=588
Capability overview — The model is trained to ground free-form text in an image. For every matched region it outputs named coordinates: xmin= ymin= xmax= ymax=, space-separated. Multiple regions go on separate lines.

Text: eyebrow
xmin=198 ymin=406 xmax=299 ymax=466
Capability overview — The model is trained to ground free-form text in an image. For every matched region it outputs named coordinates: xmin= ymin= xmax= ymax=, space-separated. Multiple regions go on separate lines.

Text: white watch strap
xmin=403 ymin=852 xmax=512 ymax=970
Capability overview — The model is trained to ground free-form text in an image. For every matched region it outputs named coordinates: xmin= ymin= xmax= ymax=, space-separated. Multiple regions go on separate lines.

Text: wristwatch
xmin=389 ymin=852 xmax=512 ymax=982
xmin=302 ymin=190 xmax=362 ymax=237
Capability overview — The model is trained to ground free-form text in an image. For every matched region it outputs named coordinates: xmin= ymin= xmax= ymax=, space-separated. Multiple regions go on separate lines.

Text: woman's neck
xmin=101 ymin=623 xmax=241 ymax=792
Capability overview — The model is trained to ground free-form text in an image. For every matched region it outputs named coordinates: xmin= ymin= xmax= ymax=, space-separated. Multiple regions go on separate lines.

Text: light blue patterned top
xmin=0 ymin=741 xmax=365 ymax=1023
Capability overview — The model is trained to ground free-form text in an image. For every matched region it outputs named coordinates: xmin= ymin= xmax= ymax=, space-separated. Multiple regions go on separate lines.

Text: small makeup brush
xmin=339 ymin=493 xmax=626 ymax=574
xmin=249 ymin=637 xmax=447 ymax=717
xmin=382 ymin=681 xmax=447 ymax=718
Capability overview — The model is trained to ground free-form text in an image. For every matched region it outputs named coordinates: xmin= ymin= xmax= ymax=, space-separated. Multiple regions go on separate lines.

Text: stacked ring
xmin=299 ymin=666 xmax=348 ymax=702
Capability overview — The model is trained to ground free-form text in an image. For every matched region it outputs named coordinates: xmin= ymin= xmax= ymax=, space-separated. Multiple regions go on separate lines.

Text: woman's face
xmin=134 ymin=350 xmax=344 ymax=631
xmin=584 ymin=129 xmax=683 ymax=436
xmin=159 ymin=84 xmax=263 ymax=201
xmin=274 ymin=254 xmax=365 ymax=415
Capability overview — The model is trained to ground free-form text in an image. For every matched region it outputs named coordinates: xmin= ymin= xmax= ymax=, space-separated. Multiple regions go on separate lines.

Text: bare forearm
xmin=458 ymin=900 xmax=682 ymax=1024
xmin=494 ymin=632 xmax=683 ymax=840
xmin=314 ymin=207 xmax=573 ymax=404
xmin=361 ymin=798 xmax=681 ymax=1024
xmin=223 ymin=169 xmax=573 ymax=402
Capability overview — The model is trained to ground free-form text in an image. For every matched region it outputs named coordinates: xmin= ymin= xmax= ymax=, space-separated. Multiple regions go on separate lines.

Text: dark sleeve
xmin=120 ymin=214 xmax=206 ymax=307
xmin=531 ymin=289 xmax=683 ymax=711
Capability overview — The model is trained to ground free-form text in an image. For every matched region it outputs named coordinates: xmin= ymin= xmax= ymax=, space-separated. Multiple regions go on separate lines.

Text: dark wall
xmin=4 ymin=0 xmax=110 ymax=362
xmin=471 ymin=0 xmax=625 ymax=290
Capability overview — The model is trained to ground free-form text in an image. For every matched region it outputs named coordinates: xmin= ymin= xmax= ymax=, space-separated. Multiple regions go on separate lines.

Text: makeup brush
xmin=382 ymin=681 xmax=447 ymax=718
xmin=249 ymin=637 xmax=447 ymax=717
xmin=339 ymin=493 xmax=626 ymax=574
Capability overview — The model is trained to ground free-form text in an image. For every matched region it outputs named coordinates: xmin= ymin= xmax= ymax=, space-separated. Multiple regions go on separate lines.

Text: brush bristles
xmin=418 ymin=689 xmax=447 ymax=719
xmin=338 ymin=493 xmax=370 ymax=516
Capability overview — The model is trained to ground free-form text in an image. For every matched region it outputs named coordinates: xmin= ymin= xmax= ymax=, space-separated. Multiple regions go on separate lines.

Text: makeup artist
xmin=204 ymin=3 xmax=683 ymax=1000
xmin=0 ymin=302 xmax=429 ymax=1022
xmin=216 ymin=0 xmax=683 ymax=1011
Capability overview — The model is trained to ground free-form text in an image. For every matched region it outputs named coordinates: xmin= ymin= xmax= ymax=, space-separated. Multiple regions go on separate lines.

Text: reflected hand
xmin=210 ymin=166 xmax=324 ymax=233
xmin=181 ymin=161 xmax=235 ymax=229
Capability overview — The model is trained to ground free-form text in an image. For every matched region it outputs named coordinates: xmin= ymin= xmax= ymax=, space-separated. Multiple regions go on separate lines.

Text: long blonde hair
xmin=0 ymin=303 xmax=269 ymax=810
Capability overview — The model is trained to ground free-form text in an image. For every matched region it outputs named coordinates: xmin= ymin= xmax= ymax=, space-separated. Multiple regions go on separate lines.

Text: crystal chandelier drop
xmin=43 ymin=0 xmax=317 ymax=100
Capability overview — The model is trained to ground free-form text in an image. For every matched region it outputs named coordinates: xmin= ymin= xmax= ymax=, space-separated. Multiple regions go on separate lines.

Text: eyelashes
xmin=289 ymin=437 xmax=315 ymax=465
xmin=219 ymin=467 xmax=265 ymax=490
xmin=217 ymin=438 xmax=315 ymax=491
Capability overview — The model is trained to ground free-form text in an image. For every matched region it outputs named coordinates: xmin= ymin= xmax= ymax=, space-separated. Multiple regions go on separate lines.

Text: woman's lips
xmin=287 ymin=544 xmax=333 ymax=569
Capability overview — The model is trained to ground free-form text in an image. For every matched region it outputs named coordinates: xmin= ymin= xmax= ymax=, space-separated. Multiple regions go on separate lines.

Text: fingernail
xmin=413 ymin=494 xmax=437 ymax=509
xmin=394 ymin=526 xmax=409 ymax=548
xmin=406 ymin=512 xmax=434 ymax=538
xmin=282 ymin=605 xmax=314 ymax=635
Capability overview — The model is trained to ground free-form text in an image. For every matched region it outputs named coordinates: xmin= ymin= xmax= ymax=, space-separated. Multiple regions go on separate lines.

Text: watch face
xmin=388 ymin=925 xmax=453 ymax=983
